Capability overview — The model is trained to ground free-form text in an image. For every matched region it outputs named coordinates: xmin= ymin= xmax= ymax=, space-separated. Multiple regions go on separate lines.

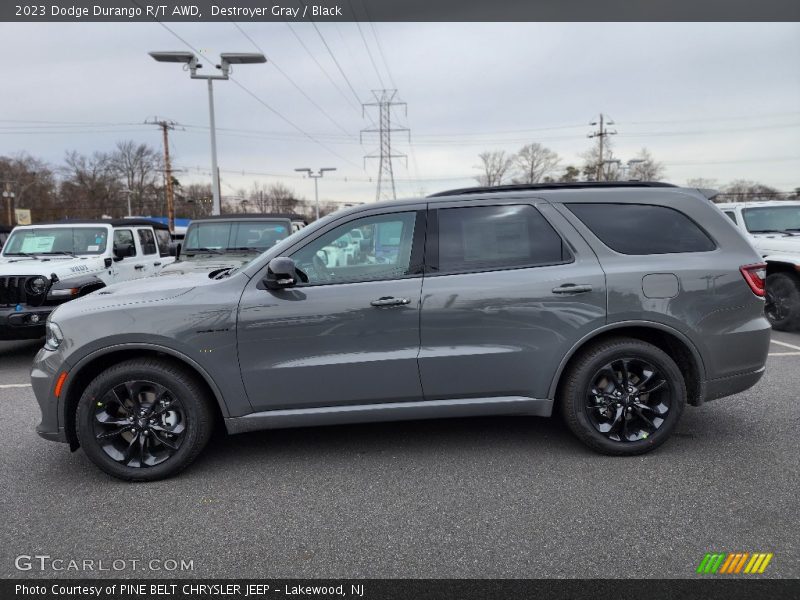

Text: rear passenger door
xmin=418 ymin=199 xmax=607 ymax=403
xmin=135 ymin=227 xmax=161 ymax=276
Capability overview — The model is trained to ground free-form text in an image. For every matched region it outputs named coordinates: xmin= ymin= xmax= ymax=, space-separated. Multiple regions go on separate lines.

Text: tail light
xmin=740 ymin=263 xmax=767 ymax=297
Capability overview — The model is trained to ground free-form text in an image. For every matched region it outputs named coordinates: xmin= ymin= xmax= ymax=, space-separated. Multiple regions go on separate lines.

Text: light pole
xmin=120 ymin=188 xmax=133 ymax=217
xmin=295 ymin=168 xmax=337 ymax=220
xmin=148 ymin=51 xmax=266 ymax=216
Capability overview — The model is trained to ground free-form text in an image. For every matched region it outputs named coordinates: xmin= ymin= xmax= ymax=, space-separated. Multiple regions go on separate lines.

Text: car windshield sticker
xmin=87 ymin=245 xmax=100 ymax=251
xmin=20 ymin=236 xmax=55 ymax=253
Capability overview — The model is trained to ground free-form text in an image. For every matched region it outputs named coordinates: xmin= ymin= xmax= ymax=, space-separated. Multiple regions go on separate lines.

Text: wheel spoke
xmin=634 ymin=407 xmax=656 ymax=429
xmin=151 ymin=431 xmax=179 ymax=450
xmin=96 ymin=426 xmax=132 ymax=440
xmin=640 ymin=380 xmax=666 ymax=395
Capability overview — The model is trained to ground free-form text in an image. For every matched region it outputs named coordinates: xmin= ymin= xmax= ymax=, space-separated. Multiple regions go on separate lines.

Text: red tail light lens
xmin=740 ymin=263 xmax=767 ymax=297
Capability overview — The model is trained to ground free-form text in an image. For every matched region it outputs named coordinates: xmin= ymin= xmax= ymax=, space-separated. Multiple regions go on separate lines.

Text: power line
xmin=229 ymin=21 xmax=357 ymax=140
xmin=348 ymin=0 xmax=385 ymax=89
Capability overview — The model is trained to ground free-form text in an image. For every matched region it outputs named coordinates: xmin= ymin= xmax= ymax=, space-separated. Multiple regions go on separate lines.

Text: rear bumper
xmin=0 ymin=305 xmax=51 ymax=340
xmin=703 ymin=365 xmax=766 ymax=403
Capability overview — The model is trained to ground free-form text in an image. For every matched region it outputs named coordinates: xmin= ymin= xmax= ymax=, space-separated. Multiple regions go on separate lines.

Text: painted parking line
xmin=0 ymin=383 xmax=32 ymax=389
xmin=769 ymin=352 xmax=800 ymax=357
xmin=771 ymin=339 xmax=800 ymax=351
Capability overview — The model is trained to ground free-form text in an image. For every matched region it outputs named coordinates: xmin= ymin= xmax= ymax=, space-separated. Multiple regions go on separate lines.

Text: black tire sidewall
xmin=562 ymin=340 xmax=686 ymax=455
xmin=76 ymin=360 xmax=211 ymax=481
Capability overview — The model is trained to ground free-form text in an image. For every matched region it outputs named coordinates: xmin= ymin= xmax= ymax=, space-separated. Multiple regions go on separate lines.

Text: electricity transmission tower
xmin=361 ymin=90 xmax=409 ymax=201
xmin=587 ymin=114 xmax=617 ymax=181
xmin=146 ymin=117 xmax=178 ymax=231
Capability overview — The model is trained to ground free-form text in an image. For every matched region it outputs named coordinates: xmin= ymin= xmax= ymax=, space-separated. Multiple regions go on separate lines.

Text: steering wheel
xmin=312 ymin=252 xmax=333 ymax=281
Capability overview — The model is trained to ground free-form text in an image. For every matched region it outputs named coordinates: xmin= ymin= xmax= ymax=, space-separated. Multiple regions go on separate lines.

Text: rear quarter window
xmin=567 ymin=203 xmax=716 ymax=255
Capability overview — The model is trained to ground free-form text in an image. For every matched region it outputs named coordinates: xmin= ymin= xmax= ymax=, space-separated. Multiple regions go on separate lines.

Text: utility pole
xmin=2 ymin=183 xmax=15 ymax=226
xmin=361 ymin=90 xmax=409 ymax=201
xmin=146 ymin=118 xmax=178 ymax=232
xmin=588 ymin=114 xmax=617 ymax=181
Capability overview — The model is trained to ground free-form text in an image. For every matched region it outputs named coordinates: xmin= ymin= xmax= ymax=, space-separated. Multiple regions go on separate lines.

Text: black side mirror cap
xmin=169 ymin=242 xmax=182 ymax=258
xmin=264 ymin=257 xmax=299 ymax=290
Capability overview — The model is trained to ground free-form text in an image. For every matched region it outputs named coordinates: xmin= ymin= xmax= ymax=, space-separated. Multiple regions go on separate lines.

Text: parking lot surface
xmin=1 ymin=332 xmax=799 ymax=578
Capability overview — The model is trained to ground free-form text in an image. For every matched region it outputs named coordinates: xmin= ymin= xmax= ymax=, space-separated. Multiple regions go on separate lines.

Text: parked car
xmin=32 ymin=182 xmax=770 ymax=480
xmin=717 ymin=200 xmax=800 ymax=330
xmin=159 ymin=214 xmax=292 ymax=276
xmin=0 ymin=219 xmax=173 ymax=340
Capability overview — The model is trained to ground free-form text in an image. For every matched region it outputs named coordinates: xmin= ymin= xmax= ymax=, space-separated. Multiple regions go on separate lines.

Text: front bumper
xmin=31 ymin=346 xmax=70 ymax=445
xmin=0 ymin=305 xmax=51 ymax=340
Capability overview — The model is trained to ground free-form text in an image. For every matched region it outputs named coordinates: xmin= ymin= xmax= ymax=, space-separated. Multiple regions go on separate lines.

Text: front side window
xmin=742 ymin=205 xmax=800 ymax=233
xmin=568 ymin=203 xmax=716 ymax=255
xmin=113 ymin=229 xmax=137 ymax=256
xmin=2 ymin=227 xmax=108 ymax=256
xmin=137 ymin=229 xmax=157 ymax=255
xmin=436 ymin=205 xmax=570 ymax=273
xmin=291 ymin=212 xmax=418 ymax=285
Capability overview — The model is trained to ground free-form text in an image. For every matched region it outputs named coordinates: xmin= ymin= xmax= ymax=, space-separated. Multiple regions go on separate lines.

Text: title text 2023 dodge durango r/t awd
xmin=31 ymin=182 xmax=771 ymax=481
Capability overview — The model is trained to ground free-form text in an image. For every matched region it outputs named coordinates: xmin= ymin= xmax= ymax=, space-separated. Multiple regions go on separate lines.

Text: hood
xmin=749 ymin=234 xmax=800 ymax=254
xmin=160 ymin=252 xmax=257 ymax=275
xmin=51 ymin=273 xmax=215 ymax=319
xmin=0 ymin=256 xmax=103 ymax=276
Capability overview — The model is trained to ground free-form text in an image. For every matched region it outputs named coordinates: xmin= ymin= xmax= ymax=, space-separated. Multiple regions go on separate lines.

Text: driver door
xmin=237 ymin=208 xmax=427 ymax=412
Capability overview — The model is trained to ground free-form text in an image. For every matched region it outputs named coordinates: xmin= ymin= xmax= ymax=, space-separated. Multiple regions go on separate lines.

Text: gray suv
xmin=32 ymin=182 xmax=771 ymax=481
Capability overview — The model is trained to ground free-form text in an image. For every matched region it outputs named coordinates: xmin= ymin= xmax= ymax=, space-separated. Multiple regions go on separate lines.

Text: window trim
xmin=566 ymin=202 xmax=718 ymax=256
xmin=280 ymin=209 xmax=428 ymax=288
xmin=425 ymin=204 xmax=575 ymax=277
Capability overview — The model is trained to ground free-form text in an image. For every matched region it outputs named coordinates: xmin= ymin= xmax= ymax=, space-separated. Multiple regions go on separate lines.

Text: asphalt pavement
xmin=1 ymin=332 xmax=798 ymax=579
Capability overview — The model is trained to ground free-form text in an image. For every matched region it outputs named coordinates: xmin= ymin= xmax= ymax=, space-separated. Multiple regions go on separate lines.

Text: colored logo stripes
xmin=697 ymin=552 xmax=773 ymax=574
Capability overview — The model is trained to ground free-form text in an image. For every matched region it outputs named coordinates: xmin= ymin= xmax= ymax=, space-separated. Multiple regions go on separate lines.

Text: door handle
xmin=153 ymin=262 xmax=162 ymax=267
xmin=134 ymin=264 xmax=145 ymax=270
xmin=552 ymin=284 xmax=593 ymax=294
xmin=370 ymin=297 xmax=411 ymax=307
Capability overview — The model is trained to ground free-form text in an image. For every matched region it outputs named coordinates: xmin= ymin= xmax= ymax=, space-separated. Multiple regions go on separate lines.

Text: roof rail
xmin=428 ymin=181 xmax=677 ymax=198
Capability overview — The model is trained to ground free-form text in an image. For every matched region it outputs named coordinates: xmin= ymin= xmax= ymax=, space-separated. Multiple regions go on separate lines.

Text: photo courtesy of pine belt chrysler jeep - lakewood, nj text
xmin=29 ymin=183 xmax=771 ymax=481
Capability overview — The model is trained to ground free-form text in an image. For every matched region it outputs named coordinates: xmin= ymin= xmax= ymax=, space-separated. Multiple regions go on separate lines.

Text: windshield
xmin=2 ymin=227 xmax=109 ymax=256
xmin=742 ymin=205 xmax=800 ymax=233
xmin=183 ymin=220 xmax=291 ymax=253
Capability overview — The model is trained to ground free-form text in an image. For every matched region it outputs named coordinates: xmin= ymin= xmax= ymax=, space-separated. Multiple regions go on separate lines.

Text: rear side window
xmin=723 ymin=211 xmax=738 ymax=224
xmin=567 ymin=203 xmax=716 ymax=255
xmin=436 ymin=205 xmax=570 ymax=273
xmin=154 ymin=229 xmax=171 ymax=256
xmin=137 ymin=229 xmax=157 ymax=255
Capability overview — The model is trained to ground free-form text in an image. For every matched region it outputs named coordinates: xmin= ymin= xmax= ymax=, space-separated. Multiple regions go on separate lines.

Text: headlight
xmin=44 ymin=321 xmax=64 ymax=351
xmin=26 ymin=276 xmax=48 ymax=296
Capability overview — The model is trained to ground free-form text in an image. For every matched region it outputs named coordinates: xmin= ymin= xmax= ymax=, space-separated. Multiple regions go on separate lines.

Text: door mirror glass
xmin=113 ymin=243 xmax=134 ymax=260
xmin=264 ymin=257 xmax=302 ymax=290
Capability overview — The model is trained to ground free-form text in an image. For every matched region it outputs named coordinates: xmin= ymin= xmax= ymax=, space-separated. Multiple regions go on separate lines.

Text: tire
xmin=765 ymin=272 xmax=800 ymax=332
xmin=559 ymin=338 xmax=686 ymax=455
xmin=76 ymin=358 xmax=214 ymax=481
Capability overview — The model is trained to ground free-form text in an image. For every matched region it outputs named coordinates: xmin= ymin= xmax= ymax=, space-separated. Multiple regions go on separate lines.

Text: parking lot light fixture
xmin=295 ymin=168 xmax=337 ymax=221
xmin=149 ymin=50 xmax=266 ymax=216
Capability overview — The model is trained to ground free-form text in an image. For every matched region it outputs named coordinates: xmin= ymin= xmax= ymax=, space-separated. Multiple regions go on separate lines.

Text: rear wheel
xmin=559 ymin=338 xmax=686 ymax=455
xmin=765 ymin=272 xmax=800 ymax=331
xmin=76 ymin=359 xmax=214 ymax=481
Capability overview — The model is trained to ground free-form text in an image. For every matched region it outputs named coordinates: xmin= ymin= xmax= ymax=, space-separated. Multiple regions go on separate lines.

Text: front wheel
xmin=76 ymin=359 xmax=214 ymax=481
xmin=765 ymin=272 xmax=800 ymax=331
xmin=559 ymin=338 xmax=686 ymax=455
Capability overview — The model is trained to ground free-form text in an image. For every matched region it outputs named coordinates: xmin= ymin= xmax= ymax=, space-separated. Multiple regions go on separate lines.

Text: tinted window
xmin=723 ymin=211 xmax=738 ymax=224
xmin=292 ymin=212 xmax=418 ymax=285
xmin=436 ymin=205 xmax=569 ymax=273
xmin=154 ymin=229 xmax=171 ymax=256
xmin=137 ymin=229 xmax=157 ymax=255
xmin=568 ymin=203 xmax=716 ymax=255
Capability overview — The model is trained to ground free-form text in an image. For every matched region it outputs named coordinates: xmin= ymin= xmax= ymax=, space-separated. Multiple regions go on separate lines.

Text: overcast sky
xmin=1 ymin=22 xmax=798 ymax=205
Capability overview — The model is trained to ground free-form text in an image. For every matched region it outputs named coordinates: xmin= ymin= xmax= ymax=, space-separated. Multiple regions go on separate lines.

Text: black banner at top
xmin=2 ymin=0 xmax=799 ymax=22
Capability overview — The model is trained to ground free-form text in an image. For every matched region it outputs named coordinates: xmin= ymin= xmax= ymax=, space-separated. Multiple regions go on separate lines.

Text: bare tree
xmin=59 ymin=151 xmax=122 ymax=218
xmin=265 ymin=183 xmax=301 ymax=213
xmin=719 ymin=180 xmax=782 ymax=202
xmin=178 ymin=183 xmax=213 ymax=218
xmin=580 ymin=138 xmax=619 ymax=181
xmin=0 ymin=153 xmax=57 ymax=223
xmin=474 ymin=151 xmax=513 ymax=187
xmin=109 ymin=141 xmax=163 ymax=215
xmin=512 ymin=143 xmax=560 ymax=184
xmin=628 ymin=148 xmax=665 ymax=181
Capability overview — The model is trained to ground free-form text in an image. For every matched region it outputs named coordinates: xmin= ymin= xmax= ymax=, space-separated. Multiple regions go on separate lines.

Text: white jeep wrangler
xmin=717 ymin=200 xmax=800 ymax=331
xmin=0 ymin=219 xmax=174 ymax=340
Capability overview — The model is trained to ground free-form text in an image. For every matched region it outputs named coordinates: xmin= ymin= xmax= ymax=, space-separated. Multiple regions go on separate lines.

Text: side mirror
xmin=264 ymin=257 xmax=299 ymax=290
xmin=169 ymin=241 xmax=182 ymax=259
xmin=113 ymin=243 xmax=133 ymax=260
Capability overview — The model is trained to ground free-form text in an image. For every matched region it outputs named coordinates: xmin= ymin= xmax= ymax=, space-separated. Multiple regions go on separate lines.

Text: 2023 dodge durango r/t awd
xmin=31 ymin=182 xmax=771 ymax=481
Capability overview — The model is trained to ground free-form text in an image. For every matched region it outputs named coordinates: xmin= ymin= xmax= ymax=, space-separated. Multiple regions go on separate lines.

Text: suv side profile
xmin=32 ymin=183 xmax=771 ymax=481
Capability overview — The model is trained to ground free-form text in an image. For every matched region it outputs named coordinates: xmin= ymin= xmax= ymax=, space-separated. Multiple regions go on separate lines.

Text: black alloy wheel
xmin=92 ymin=380 xmax=186 ymax=468
xmin=585 ymin=358 xmax=670 ymax=442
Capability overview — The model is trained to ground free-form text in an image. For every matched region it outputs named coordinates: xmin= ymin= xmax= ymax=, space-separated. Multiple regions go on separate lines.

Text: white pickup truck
xmin=0 ymin=219 xmax=174 ymax=340
xmin=717 ymin=200 xmax=800 ymax=331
